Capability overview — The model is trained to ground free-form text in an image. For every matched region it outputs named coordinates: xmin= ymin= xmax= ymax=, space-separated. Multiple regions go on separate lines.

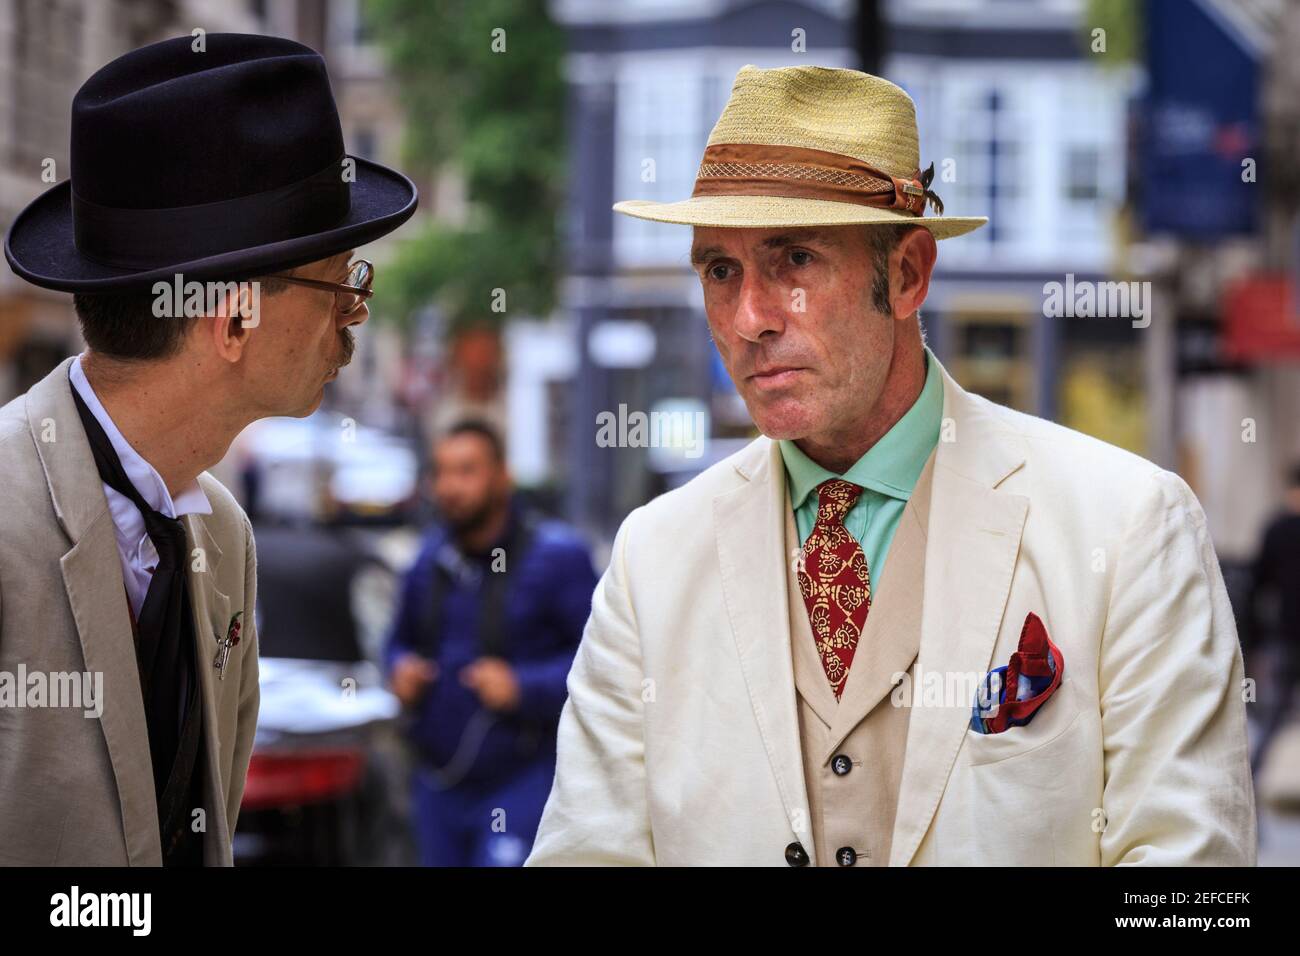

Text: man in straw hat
xmin=527 ymin=66 xmax=1254 ymax=866
xmin=0 ymin=34 xmax=417 ymax=865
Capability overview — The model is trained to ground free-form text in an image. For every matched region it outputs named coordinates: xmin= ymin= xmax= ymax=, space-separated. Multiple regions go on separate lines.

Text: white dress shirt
xmin=69 ymin=354 xmax=212 ymax=621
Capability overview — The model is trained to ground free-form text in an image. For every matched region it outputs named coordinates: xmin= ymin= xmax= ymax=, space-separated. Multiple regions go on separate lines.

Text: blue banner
xmin=1141 ymin=0 xmax=1261 ymax=237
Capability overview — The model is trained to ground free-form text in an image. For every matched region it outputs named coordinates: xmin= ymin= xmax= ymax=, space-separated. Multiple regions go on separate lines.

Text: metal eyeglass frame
xmin=266 ymin=258 xmax=374 ymax=315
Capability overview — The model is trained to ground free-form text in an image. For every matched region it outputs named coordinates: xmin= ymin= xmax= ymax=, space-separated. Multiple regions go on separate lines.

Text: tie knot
xmin=815 ymin=478 xmax=863 ymax=524
xmin=144 ymin=510 xmax=188 ymax=567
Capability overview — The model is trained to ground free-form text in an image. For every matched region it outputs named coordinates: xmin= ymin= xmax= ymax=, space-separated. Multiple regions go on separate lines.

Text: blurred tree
xmin=1084 ymin=0 xmax=1141 ymax=65
xmin=366 ymin=0 xmax=565 ymax=331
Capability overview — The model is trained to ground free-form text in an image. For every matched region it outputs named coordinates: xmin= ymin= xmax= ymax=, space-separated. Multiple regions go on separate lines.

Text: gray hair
xmin=864 ymin=223 xmax=926 ymax=342
xmin=864 ymin=223 xmax=908 ymax=314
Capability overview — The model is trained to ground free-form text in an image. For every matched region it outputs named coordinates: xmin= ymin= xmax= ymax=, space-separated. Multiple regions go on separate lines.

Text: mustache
xmin=337 ymin=327 xmax=355 ymax=366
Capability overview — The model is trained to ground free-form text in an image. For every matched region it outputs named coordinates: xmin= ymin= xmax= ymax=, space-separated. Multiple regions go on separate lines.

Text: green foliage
xmin=1084 ymin=0 xmax=1142 ymax=65
xmin=365 ymin=0 xmax=565 ymax=330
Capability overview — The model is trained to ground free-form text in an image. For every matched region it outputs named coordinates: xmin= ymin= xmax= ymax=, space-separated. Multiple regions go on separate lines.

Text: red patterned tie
xmin=797 ymin=479 xmax=872 ymax=700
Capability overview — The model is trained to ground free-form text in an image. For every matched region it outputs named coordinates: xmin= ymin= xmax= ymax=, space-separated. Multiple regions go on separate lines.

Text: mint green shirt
xmin=779 ymin=347 xmax=943 ymax=587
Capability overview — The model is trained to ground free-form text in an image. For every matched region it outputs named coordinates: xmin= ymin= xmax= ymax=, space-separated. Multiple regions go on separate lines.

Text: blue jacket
xmin=383 ymin=504 xmax=598 ymax=787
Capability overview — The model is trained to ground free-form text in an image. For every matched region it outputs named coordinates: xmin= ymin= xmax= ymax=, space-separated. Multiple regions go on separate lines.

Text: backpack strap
xmin=422 ymin=507 xmax=538 ymax=660
xmin=477 ymin=510 xmax=536 ymax=658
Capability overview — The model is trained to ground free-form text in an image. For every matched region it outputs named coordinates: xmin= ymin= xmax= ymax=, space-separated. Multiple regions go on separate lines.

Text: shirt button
xmin=836 ymin=846 xmax=857 ymax=866
xmin=831 ymin=754 xmax=852 ymax=776
xmin=785 ymin=842 xmax=810 ymax=867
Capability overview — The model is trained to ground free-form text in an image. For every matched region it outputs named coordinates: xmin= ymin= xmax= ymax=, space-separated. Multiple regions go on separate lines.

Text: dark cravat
xmin=69 ymin=380 xmax=203 ymax=864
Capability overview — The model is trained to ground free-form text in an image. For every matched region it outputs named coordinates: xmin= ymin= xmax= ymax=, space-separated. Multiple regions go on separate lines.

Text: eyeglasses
xmin=266 ymin=259 xmax=374 ymax=315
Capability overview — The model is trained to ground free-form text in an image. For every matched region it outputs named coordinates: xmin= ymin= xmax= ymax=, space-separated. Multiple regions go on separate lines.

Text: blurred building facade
xmin=1132 ymin=0 xmax=1300 ymax=571
xmin=882 ymin=0 xmax=1137 ymax=433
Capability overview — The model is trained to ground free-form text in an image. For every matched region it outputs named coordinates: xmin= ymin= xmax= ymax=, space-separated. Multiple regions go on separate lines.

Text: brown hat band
xmin=692 ymin=143 xmax=939 ymax=216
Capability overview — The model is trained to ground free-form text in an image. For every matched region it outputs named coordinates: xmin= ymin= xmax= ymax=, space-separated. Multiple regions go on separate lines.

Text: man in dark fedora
xmin=0 ymin=33 xmax=418 ymax=865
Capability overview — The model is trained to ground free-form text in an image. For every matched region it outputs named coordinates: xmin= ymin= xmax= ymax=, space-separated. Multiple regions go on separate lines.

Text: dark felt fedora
xmin=4 ymin=33 xmax=418 ymax=294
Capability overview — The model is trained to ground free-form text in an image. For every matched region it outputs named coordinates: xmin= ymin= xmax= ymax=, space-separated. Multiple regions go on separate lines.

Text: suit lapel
xmin=714 ymin=438 xmax=817 ymax=863
xmin=182 ymin=513 xmax=231 ymax=864
xmin=888 ymin=359 xmax=1030 ymax=866
xmin=27 ymin=357 xmax=161 ymax=865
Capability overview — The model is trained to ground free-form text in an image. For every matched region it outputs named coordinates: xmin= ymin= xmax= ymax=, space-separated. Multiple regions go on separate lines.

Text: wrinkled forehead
xmin=689 ymin=226 xmax=859 ymax=264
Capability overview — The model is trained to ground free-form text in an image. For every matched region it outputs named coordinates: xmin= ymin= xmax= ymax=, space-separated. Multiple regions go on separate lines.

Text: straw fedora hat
xmin=613 ymin=65 xmax=986 ymax=239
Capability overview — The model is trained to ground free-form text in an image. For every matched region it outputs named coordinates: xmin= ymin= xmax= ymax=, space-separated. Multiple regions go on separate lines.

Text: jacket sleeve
xmin=382 ymin=542 xmax=433 ymax=679
xmin=525 ymin=509 xmax=655 ymax=865
xmin=226 ymin=515 xmax=261 ymax=850
xmin=1097 ymin=469 xmax=1257 ymax=865
xmin=513 ymin=537 xmax=599 ymax=722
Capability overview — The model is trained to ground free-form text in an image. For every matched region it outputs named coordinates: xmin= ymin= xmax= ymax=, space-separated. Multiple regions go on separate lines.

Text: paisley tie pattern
xmin=797 ymin=479 xmax=872 ymax=700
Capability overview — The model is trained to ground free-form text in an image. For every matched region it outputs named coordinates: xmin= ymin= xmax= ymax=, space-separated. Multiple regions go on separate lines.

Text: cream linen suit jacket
xmin=0 ymin=357 xmax=260 ymax=865
xmin=527 ymin=354 xmax=1256 ymax=866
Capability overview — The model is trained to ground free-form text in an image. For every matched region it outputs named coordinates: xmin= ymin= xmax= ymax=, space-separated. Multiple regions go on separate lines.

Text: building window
xmin=890 ymin=56 xmax=1130 ymax=270
xmin=944 ymin=81 xmax=1031 ymax=251
xmin=1065 ymin=145 xmax=1100 ymax=201
xmin=613 ymin=65 xmax=707 ymax=266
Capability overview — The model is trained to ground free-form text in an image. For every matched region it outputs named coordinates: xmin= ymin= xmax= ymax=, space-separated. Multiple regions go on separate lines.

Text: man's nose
xmin=341 ymin=301 xmax=369 ymax=328
xmin=732 ymin=273 xmax=785 ymax=343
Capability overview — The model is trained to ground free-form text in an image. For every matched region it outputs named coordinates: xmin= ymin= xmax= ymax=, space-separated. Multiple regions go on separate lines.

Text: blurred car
xmin=231 ymin=412 xmax=423 ymax=865
xmin=233 ymin=657 xmax=403 ymax=866
xmin=240 ymin=411 xmax=421 ymax=526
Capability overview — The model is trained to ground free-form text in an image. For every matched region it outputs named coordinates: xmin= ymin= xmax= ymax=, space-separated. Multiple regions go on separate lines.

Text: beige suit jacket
xmin=526 ymin=352 xmax=1256 ymax=866
xmin=0 ymin=357 xmax=260 ymax=865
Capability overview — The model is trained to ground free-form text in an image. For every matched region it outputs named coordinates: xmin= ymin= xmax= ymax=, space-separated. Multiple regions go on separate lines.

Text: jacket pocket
xmin=961 ymin=676 xmax=1083 ymax=767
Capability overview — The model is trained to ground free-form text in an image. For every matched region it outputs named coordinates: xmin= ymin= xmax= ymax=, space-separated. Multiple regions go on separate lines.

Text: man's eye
xmin=789 ymin=249 xmax=813 ymax=266
xmin=708 ymin=264 xmax=732 ymax=281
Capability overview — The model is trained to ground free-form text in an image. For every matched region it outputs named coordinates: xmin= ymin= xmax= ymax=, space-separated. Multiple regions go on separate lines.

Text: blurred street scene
xmin=1 ymin=0 xmax=1298 ymax=865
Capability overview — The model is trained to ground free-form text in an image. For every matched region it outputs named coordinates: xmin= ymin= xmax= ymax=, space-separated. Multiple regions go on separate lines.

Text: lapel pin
xmin=214 ymin=610 xmax=243 ymax=681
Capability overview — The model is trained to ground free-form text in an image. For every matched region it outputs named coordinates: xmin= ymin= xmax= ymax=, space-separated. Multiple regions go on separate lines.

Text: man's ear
xmin=891 ymin=226 xmax=938 ymax=321
xmin=207 ymin=282 xmax=260 ymax=364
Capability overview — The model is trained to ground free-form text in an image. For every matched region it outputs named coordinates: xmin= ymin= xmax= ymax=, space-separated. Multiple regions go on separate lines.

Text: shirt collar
xmin=779 ymin=346 xmax=943 ymax=510
xmin=69 ymin=354 xmax=212 ymax=519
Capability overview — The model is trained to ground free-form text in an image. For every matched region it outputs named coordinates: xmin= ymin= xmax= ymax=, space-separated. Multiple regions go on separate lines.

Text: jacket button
xmin=836 ymin=846 xmax=857 ymax=866
xmin=785 ymin=842 xmax=810 ymax=867
xmin=831 ymin=754 xmax=852 ymax=775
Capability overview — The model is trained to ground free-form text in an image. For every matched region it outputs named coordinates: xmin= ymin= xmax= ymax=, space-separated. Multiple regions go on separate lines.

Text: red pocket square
xmin=972 ymin=612 xmax=1065 ymax=735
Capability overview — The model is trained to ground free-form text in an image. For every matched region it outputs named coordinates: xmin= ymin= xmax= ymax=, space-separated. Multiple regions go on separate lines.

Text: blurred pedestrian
xmin=1249 ymin=462 xmax=1300 ymax=776
xmin=384 ymin=420 xmax=596 ymax=866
